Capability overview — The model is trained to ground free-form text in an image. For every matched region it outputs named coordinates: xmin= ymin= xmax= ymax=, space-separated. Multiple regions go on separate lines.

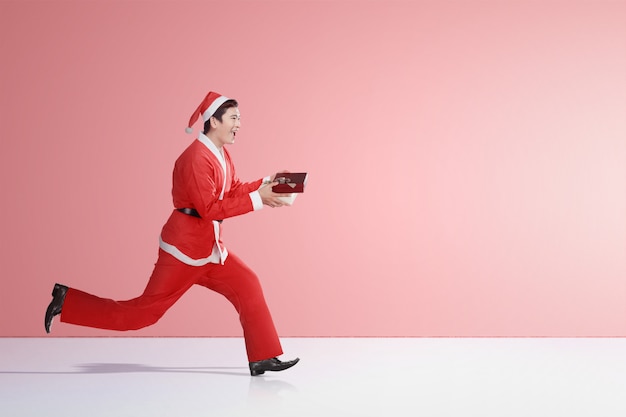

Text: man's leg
xmin=59 ymin=250 xmax=199 ymax=331
xmin=197 ymin=252 xmax=283 ymax=362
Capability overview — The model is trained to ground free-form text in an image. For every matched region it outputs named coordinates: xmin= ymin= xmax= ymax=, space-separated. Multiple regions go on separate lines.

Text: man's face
xmin=211 ymin=106 xmax=241 ymax=147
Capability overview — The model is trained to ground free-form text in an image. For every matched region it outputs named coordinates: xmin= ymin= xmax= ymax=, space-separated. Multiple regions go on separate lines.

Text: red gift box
xmin=272 ymin=172 xmax=308 ymax=193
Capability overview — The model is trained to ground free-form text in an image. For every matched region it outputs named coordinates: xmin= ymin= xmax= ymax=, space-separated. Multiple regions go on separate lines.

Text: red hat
xmin=185 ymin=91 xmax=230 ymax=134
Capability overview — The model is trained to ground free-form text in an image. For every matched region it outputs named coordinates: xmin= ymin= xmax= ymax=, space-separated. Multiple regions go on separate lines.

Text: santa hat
xmin=185 ymin=91 xmax=230 ymax=134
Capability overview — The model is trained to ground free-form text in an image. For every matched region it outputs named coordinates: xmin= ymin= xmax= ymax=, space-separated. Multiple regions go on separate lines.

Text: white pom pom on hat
xmin=185 ymin=91 xmax=230 ymax=134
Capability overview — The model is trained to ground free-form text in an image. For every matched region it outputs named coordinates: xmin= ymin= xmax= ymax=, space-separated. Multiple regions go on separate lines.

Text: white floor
xmin=1 ymin=337 xmax=625 ymax=417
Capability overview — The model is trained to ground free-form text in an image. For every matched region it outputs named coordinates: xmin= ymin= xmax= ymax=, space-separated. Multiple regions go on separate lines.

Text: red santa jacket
xmin=159 ymin=134 xmax=263 ymax=265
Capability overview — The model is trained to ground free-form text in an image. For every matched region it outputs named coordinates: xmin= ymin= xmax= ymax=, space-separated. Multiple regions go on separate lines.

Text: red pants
xmin=60 ymin=249 xmax=283 ymax=362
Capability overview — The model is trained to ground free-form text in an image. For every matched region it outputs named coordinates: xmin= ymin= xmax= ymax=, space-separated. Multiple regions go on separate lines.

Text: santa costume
xmin=45 ymin=91 xmax=298 ymax=375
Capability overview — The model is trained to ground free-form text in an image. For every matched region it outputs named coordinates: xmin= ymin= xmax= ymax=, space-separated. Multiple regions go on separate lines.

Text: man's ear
xmin=210 ymin=116 xmax=219 ymax=128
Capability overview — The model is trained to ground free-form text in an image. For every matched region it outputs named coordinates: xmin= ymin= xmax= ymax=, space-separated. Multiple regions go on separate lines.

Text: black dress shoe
xmin=249 ymin=357 xmax=300 ymax=376
xmin=44 ymin=283 xmax=68 ymax=333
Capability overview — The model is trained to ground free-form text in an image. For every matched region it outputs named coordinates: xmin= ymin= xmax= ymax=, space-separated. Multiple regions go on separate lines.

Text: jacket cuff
xmin=249 ymin=190 xmax=263 ymax=211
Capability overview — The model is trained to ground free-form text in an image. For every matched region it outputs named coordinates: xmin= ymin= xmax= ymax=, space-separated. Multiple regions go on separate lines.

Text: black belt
xmin=177 ymin=208 xmax=222 ymax=223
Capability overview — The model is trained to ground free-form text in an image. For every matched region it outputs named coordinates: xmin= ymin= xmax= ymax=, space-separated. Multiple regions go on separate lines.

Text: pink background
xmin=1 ymin=0 xmax=625 ymax=337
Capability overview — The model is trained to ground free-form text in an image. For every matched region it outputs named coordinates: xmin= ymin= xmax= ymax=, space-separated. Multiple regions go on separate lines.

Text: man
xmin=44 ymin=90 xmax=299 ymax=376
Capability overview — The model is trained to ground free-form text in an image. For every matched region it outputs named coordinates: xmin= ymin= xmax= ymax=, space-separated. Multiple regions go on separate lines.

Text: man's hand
xmin=259 ymin=182 xmax=290 ymax=208
xmin=271 ymin=170 xmax=290 ymax=182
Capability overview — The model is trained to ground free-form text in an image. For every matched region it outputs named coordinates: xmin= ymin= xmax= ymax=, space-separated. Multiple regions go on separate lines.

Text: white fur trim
xmin=202 ymin=96 xmax=230 ymax=121
xmin=159 ymin=235 xmax=227 ymax=266
xmin=250 ymin=190 xmax=263 ymax=211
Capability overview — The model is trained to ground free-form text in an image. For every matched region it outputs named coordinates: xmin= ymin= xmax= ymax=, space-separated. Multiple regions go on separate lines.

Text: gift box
xmin=277 ymin=193 xmax=298 ymax=206
xmin=272 ymin=172 xmax=308 ymax=193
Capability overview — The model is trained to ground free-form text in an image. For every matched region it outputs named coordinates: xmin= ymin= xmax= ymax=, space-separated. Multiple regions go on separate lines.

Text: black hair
xmin=203 ymin=99 xmax=238 ymax=134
